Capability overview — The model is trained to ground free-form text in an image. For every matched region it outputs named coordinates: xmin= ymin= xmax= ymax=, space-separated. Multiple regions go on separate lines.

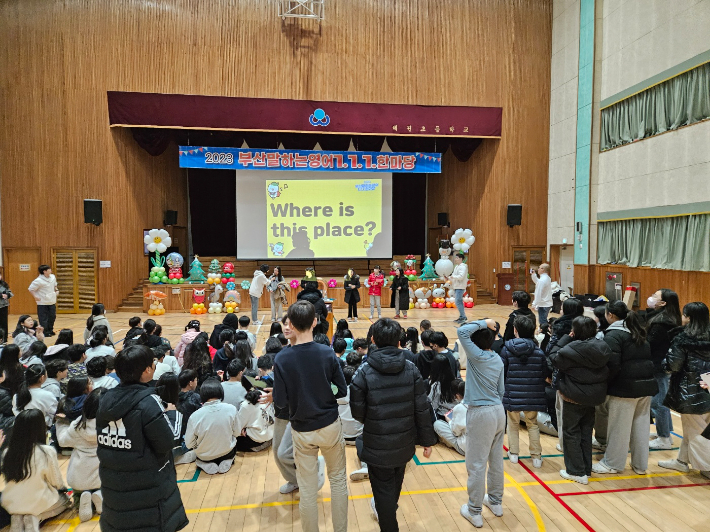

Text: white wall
xmin=548 ymin=0 xmax=580 ymax=248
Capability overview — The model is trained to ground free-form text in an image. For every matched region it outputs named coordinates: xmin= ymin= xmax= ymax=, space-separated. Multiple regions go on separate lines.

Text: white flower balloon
xmin=452 ymin=228 xmax=475 ymax=252
xmin=144 ymin=228 xmax=172 ymax=253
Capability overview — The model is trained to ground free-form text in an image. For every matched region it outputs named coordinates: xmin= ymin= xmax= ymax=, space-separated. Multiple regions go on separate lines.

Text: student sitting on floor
xmin=63 ymin=344 xmax=88 ymax=393
xmin=41 ymin=359 xmax=67 ymax=401
xmin=428 ymin=354 xmax=459 ymax=420
xmin=237 ymin=389 xmax=275 ymax=452
xmin=155 ymin=372 xmax=186 ymax=463
xmin=56 ymin=388 xmax=105 ymax=522
xmin=1 ymin=410 xmax=72 ymax=532
xmin=86 ymin=357 xmax=118 ymax=390
xmin=221 ymin=359 xmax=247 ymax=410
xmin=434 ymin=379 xmax=467 ymax=456
xmin=257 ymin=354 xmax=274 ymax=387
xmin=184 ymin=378 xmax=242 ymax=475
xmin=12 ymin=364 xmax=58 ymax=429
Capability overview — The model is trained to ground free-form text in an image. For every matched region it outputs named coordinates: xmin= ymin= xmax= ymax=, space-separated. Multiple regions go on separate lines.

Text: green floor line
xmin=178 ymin=469 xmax=201 ymax=483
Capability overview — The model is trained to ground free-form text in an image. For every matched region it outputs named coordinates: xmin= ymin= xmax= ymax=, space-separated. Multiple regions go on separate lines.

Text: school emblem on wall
xmin=309 ymin=108 xmax=330 ymax=126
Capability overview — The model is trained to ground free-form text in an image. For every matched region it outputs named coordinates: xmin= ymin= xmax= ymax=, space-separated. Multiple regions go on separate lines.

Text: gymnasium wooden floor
xmin=10 ymin=306 xmax=709 ymax=532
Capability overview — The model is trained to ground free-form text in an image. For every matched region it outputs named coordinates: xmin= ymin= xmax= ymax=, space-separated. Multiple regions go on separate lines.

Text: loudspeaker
xmin=507 ymin=204 xmax=522 ymax=227
xmin=437 ymin=212 xmax=449 ymax=227
xmin=84 ymin=199 xmax=102 ymax=226
xmin=164 ymin=210 xmax=178 ymax=226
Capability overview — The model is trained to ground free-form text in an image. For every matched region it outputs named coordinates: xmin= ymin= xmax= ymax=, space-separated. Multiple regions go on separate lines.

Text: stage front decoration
xmin=166 ymin=252 xmax=184 ymax=284
xmin=145 ymin=229 xmax=172 ymax=284
xmin=187 ymin=256 xmax=207 ymax=283
xmin=435 ymin=239 xmax=454 ymax=278
xmin=452 ymin=228 xmax=476 ymax=253
xmin=145 ymin=290 xmax=167 ymax=316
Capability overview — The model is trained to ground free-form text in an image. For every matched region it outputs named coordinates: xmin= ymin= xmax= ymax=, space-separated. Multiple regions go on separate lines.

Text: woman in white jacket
xmin=1 ymin=409 xmax=71 ymax=531
xmin=56 ymin=388 xmax=105 ymax=522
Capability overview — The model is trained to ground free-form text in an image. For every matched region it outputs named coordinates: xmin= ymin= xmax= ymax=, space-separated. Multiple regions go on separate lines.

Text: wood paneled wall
xmin=574 ymin=265 xmax=710 ymax=308
xmin=0 ymin=0 xmax=552 ymax=309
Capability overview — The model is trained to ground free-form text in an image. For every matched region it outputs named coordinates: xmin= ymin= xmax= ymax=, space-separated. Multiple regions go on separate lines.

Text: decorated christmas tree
xmin=187 ymin=256 xmax=207 ymax=283
xmin=419 ymin=254 xmax=438 ymax=280
xmin=208 ymin=259 xmax=221 ymax=274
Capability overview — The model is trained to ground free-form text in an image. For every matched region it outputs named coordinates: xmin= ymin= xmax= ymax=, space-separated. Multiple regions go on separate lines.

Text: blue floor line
xmin=177 ymin=469 xmax=201 ymax=483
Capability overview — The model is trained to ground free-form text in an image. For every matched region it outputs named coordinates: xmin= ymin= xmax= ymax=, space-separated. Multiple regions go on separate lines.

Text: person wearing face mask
xmin=645 ymin=289 xmax=682 ymax=450
xmin=344 ymin=268 xmax=361 ymax=322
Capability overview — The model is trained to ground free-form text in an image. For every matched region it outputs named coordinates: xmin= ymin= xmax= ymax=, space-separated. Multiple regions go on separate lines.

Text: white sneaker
xmin=483 ymin=494 xmax=503 ymax=517
xmin=560 ymin=469 xmax=588 ymax=485
xmin=196 ymin=459 xmax=219 ymax=475
xmin=591 ymin=438 xmax=607 ymax=451
xmin=79 ymin=491 xmax=93 ymax=522
xmin=460 ymin=504 xmax=483 ymax=528
xmin=532 ymin=457 xmax=543 ymax=469
xmin=350 ymin=466 xmax=369 ymax=481
xmin=218 ymin=459 xmax=234 ymax=474
xmin=316 ymin=456 xmax=326 ymax=491
xmin=280 ymin=482 xmax=299 ymax=494
xmin=556 ymin=443 xmax=563 ymax=452
xmin=507 ymin=451 xmax=519 ymax=464
xmin=369 ymin=315 xmax=373 ymax=319
xmin=253 ymin=320 xmax=262 ymax=326
xmin=175 ymin=450 xmax=197 ymax=464
xmin=370 ymin=497 xmax=379 ymax=522
xmin=649 ymin=432 xmax=658 ymax=439
xmin=592 ymin=461 xmax=620 ymax=474
xmin=649 ymin=437 xmax=673 ymax=450
xmin=353 ymin=317 xmax=358 ymax=322
xmin=658 ymin=459 xmax=690 ymax=473
xmin=91 ymin=491 xmax=103 ymax=514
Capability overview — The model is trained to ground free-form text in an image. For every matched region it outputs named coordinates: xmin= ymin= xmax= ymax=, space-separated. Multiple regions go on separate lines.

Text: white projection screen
xmin=236 ymin=170 xmax=393 ymax=260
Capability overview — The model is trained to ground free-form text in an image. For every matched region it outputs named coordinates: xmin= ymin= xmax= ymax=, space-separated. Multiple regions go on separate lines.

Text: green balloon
xmin=389 ymin=275 xmax=395 ymax=281
xmin=178 ymin=278 xmax=185 ymax=284
xmin=160 ymin=275 xmax=169 ymax=283
xmin=150 ymin=276 xmax=159 ymax=283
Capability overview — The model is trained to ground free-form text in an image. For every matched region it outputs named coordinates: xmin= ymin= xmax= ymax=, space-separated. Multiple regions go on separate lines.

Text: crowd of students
xmin=0 ymin=285 xmax=707 ymax=532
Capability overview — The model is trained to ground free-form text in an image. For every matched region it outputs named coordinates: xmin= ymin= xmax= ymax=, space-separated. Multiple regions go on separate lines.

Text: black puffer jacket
xmin=603 ymin=322 xmax=658 ymax=398
xmin=662 ymin=329 xmax=710 ymax=415
xmin=97 ymin=383 xmax=188 ymax=532
xmin=350 ymin=346 xmax=437 ymax=467
xmin=503 ymin=308 xmax=537 ymax=342
xmin=0 ymin=385 xmax=15 ymax=439
xmin=500 ymin=338 xmax=548 ymax=412
xmin=208 ymin=314 xmax=239 ymax=350
xmin=415 ymin=349 xmax=435 ymax=385
xmin=646 ymin=314 xmax=678 ymax=370
xmin=546 ymin=314 xmax=575 ymax=355
xmin=549 ymin=335 xmax=611 ymax=407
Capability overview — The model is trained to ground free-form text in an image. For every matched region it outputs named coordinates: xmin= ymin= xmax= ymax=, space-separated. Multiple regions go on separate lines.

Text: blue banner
xmin=178 ymin=146 xmax=441 ymax=173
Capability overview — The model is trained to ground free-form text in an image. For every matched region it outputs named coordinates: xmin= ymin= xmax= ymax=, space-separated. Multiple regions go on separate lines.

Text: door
xmin=512 ymin=246 xmax=546 ymax=293
xmin=3 ymin=248 xmax=41 ymax=315
xmin=52 ymin=248 xmax=98 ymax=313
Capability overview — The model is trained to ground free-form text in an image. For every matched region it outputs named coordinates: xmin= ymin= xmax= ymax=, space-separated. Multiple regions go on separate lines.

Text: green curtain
xmin=597 ymin=214 xmax=710 ymax=271
xmin=601 ymin=62 xmax=710 ymax=151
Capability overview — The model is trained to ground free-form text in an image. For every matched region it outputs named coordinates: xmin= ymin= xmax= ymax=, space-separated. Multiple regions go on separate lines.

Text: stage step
xmin=117 ymin=280 xmax=150 ymax=313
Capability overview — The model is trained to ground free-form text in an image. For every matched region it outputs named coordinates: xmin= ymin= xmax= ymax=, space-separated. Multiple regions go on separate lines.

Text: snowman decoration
xmin=434 ymin=239 xmax=454 ymax=278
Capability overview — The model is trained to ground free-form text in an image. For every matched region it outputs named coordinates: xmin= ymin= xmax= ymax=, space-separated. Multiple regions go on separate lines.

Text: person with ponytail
xmin=0 ymin=345 xmax=24 ymax=396
xmin=140 ymin=319 xmax=163 ymax=349
xmin=658 ymin=302 xmax=710 ymax=479
xmin=645 ymin=289 xmax=682 ymax=450
xmin=19 ymin=341 xmax=47 ymax=367
xmin=1 ymin=409 xmax=71 ymax=530
xmin=84 ymin=329 xmax=115 ymax=363
xmin=56 ymin=387 xmax=105 ymax=522
xmin=83 ymin=303 xmax=113 ymax=345
xmin=213 ymin=328 xmax=236 ymax=376
xmin=592 ymin=301 xmax=658 ymax=475
xmin=12 ymin=364 xmax=58 ymax=428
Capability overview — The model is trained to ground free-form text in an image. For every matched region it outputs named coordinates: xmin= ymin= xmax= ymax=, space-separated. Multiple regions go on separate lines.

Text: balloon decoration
xmin=187 ymin=256 xmax=207 ymax=283
xmin=145 ymin=290 xmax=167 ymax=316
xmin=431 ymin=285 xmax=447 ymax=308
xmin=452 ymin=227 xmax=476 ymax=253
xmin=165 ymin=252 xmax=184 ymax=284
xmin=226 ymin=281 xmax=236 ymax=291
xmin=404 ymin=254 xmax=418 ymax=281
xmin=221 ymin=262 xmax=235 ymax=284
xmin=190 ymin=288 xmax=207 ymax=314
xmin=290 ymin=279 xmax=300 ymax=289
xmin=241 ymin=280 xmax=251 ymax=290
xmin=145 ymin=229 xmax=172 ymax=284
xmin=328 ymin=278 xmax=338 ymax=288
xmin=445 ymin=288 xmax=456 ymax=308
xmin=223 ymin=290 xmax=240 ymax=313
xmin=208 ymin=284 xmax=224 ymax=314
xmin=435 ymin=239 xmax=454 ymax=278
xmin=207 ymin=259 xmax=222 ymax=285
xmin=419 ymin=254 xmax=438 ymax=280
xmin=414 ymin=287 xmax=431 ymax=309
xmin=463 ymin=294 xmax=475 ymax=308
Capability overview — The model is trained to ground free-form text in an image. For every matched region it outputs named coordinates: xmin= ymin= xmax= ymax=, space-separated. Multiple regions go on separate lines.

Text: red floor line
xmin=504 ymin=445 xmax=596 ymax=532
xmin=556 ymin=482 xmax=710 ymax=497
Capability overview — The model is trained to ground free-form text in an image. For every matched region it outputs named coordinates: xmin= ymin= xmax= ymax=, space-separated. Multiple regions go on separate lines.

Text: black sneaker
xmin=45 ymin=332 xmax=56 ymax=337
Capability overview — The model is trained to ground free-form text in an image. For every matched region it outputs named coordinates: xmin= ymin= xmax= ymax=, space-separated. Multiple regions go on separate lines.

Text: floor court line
xmin=504 ymin=471 xmax=547 ymax=532
xmin=556 ymin=481 xmax=710 ymax=497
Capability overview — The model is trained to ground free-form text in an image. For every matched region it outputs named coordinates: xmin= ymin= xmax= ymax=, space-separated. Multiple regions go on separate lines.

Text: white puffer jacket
xmin=56 ymin=417 xmax=101 ymax=491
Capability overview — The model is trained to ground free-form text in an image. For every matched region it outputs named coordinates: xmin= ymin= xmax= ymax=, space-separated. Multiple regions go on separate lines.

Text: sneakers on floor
xmin=532 ymin=457 xmax=543 ymax=469
xmin=196 ymin=459 xmax=220 ymax=475
xmin=507 ymin=451 xmax=519 ymax=464
xmin=556 ymin=443 xmax=563 ymax=452
xmin=91 ymin=491 xmax=103 ymax=515
xmin=316 ymin=456 xmax=326 ymax=491
xmin=559 ymin=469 xmax=589 ymax=485
xmin=280 ymin=482 xmax=299 ymax=494
xmin=175 ymin=450 xmax=197 ymax=465
xmin=592 ymin=461 xmax=620 ymax=474
xmin=394 ymin=315 xmax=400 ymax=319
xmin=350 ymin=466 xmax=369 ymax=481
xmin=591 ymin=437 xmax=607 ymax=451
xmin=218 ymin=459 xmax=234 ymax=474
xmin=658 ymin=459 xmax=690 ymax=473
xmin=253 ymin=320 xmax=262 ymax=326
xmin=483 ymin=494 xmax=503 ymax=517
xmin=460 ymin=504 xmax=483 ymax=528
xmin=632 ymin=467 xmax=647 ymax=475
xmin=79 ymin=491 xmax=93 ymax=522
xmin=649 ymin=437 xmax=673 ymax=450
xmin=370 ymin=498 xmax=379 ymax=522
xmin=369 ymin=315 xmax=373 ymax=319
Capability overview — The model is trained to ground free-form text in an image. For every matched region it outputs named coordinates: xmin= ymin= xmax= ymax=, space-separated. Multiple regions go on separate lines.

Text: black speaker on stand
xmin=84 ymin=199 xmax=102 ymax=226
xmin=437 ymin=212 xmax=449 ymax=227
xmin=164 ymin=210 xmax=178 ymax=226
xmin=507 ymin=204 xmax=522 ymax=227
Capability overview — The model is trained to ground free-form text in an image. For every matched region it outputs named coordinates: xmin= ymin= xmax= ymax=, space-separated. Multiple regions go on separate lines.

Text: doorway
xmin=511 ymin=246 xmax=546 ymax=293
xmin=3 ymin=248 xmax=42 ymax=315
xmin=52 ymin=248 xmax=98 ymax=313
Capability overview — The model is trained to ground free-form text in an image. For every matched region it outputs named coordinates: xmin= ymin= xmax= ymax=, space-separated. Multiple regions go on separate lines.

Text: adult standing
xmin=273 ymin=301 xmax=348 ymax=532
xmin=0 ymin=272 xmax=13 ymax=335
xmin=447 ymin=252 xmax=469 ymax=324
xmin=28 ymin=265 xmax=58 ymax=337
xmin=343 ymin=269 xmax=360 ymax=323
xmin=658 ymin=302 xmax=710 ymax=479
xmin=391 ymin=267 xmax=409 ymax=319
xmin=367 ymin=266 xmax=384 ymax=320
xmin=645 ymin=289 xmax=682 ymax=450
xmin=249 ymin=264 xmax=270 ymax=326
xmin=267 ymin=266 xmax=290 ymax=322
xmin=531 ymin=263 xmax=553 ymax=327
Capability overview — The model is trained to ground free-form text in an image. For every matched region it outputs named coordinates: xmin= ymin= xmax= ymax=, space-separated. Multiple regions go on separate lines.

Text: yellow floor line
xmin=505 ymin=472 xmax=546 ymax=532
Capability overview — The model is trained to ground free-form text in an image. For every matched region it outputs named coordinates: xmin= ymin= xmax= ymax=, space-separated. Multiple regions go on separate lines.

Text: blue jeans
xmin=651 ymin=371 xmax=673 ymax=438
xmin=454 ymin=289 xmax=466 ymax=320
xmin=537 ymin=306 xmax=551 ymax=327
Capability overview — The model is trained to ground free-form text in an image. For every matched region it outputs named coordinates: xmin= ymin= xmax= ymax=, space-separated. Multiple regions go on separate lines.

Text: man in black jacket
xmin=350 ymin=318 xmax=437 ymax=531
xmin=96 ymin=345 xmax=188 ymax=532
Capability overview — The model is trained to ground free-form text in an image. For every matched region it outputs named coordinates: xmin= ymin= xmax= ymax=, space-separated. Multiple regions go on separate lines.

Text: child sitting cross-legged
xmin=236 ymin=388 xmax=275 ymax=452
xmin=184 ymin=378 xmax=242 ymax=475
xmin=56 ymin=387 xmax=106 ymax=522
xmin=433 ymin=379 xmax=467 ymax=456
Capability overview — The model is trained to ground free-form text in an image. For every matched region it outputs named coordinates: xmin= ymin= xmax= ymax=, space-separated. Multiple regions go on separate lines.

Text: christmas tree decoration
xmin=207 ymin=259 xmax=222 ymax=285
xmin=419 ymin=254 xmax=438 ymax=280
xmin=187 ymin=256 xmax=207 ymax=283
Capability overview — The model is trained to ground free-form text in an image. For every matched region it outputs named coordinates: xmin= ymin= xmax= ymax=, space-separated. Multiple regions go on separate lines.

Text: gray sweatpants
xmin=599 ymin=395 xmax=652 ymax=472
xmin=250 ymin=295 xmax=260 ymax=322
xmin=555 ymin=390 xmax=565 ymax=451
xmin=273 ymin=418 xmax=298 ymax=485
xmin=465 ymin=404 xmax=505 ymax=514
xmin=369 ymin=295 xmax=381 ymax=317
